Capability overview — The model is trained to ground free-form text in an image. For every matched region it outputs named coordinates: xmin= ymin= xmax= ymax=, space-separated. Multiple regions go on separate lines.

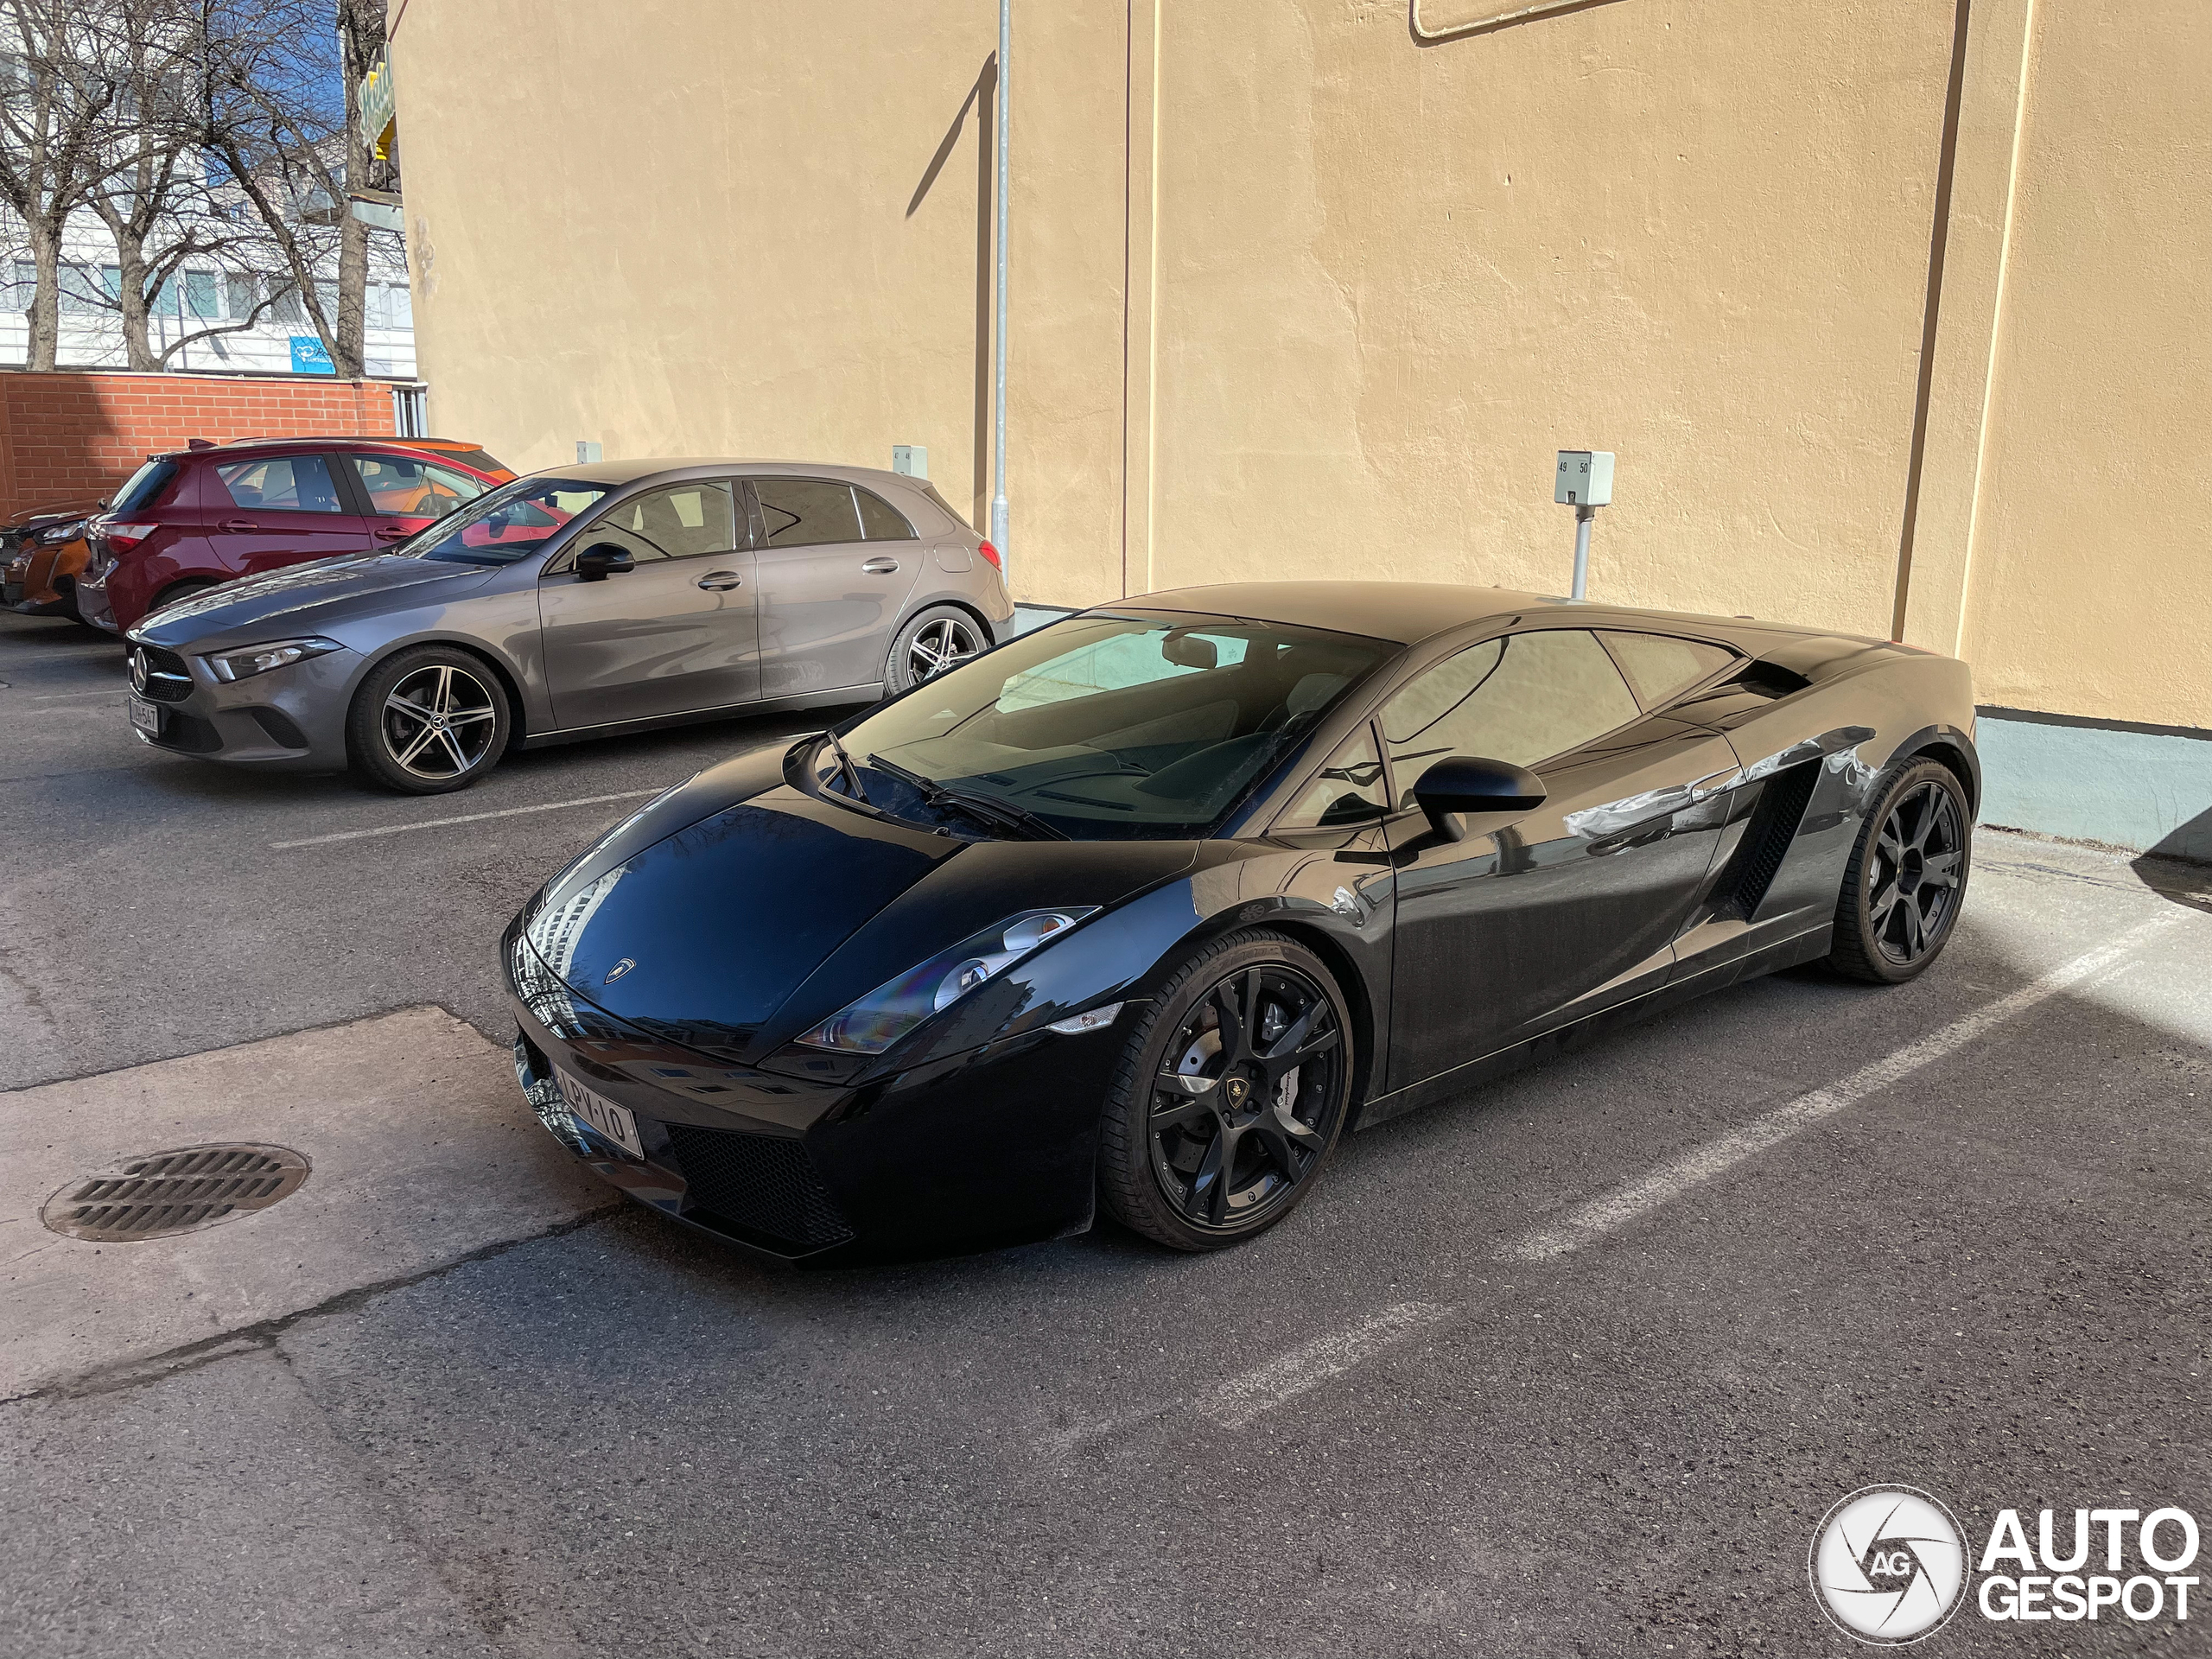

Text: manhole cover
xmin=41 ymin=1144 xmax=310 ymax=1243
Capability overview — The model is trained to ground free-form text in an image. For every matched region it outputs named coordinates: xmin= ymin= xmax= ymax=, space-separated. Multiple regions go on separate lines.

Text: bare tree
xmin=203 ymin=0 xmax=389 ymax=379
xmin=0 ymin=0 xmax=118 ymax=369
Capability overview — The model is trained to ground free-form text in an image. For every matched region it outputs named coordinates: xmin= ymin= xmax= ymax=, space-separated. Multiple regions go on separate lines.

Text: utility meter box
xmin=893 ymin=444 xmax=928 ymax=480
xmin=1555 ymin=450 xmax=1615 ymax=507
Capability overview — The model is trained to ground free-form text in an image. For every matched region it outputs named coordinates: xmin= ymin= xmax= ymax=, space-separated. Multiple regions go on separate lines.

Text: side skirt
xmin=518 ymin=683 xmax=884 ymax=750
xmin=1353 ymin=922 xmax=1834 ymax=1131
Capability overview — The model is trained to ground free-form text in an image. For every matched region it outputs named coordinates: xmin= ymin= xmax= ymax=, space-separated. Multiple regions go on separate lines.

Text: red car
xmin=77 ymin=435 xmax=513 ymax=634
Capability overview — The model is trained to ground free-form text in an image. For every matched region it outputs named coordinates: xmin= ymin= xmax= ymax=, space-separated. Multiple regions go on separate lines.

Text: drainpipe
xmin=990 ymin=0 xmax=1011 ymax=582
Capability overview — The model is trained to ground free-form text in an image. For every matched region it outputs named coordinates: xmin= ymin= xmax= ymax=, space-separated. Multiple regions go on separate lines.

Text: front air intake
xmin=664 ymin=1123 xmax=855 ymax=1250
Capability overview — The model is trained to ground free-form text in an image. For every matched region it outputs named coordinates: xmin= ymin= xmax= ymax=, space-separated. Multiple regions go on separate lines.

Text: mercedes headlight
xmin=202 ymin=636 xmax=345 ymax=682
xmin=796 ymin=907 xmax=1100 ymax=1054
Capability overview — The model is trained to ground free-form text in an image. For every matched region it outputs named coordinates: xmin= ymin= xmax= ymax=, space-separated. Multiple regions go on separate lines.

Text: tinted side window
xmin=584 ymin=481 xmax=737 ymax=563
xmin=855 ymin=487 xmax=917 ymax=541
xmin=1381 ymin=629 xmax=1639 ymax=806
xmin=347 ymin=454 xmax=491 ymax=522
xmin=214 ymin=454 xmax=345 ymax=513
xmin=1600 ymin=631 xmax=1737 ymax=709
xmin=755 ymin=478 xmax=863 ymax=548
xmin=1278 ymin=725 xmax=1389 ymax=829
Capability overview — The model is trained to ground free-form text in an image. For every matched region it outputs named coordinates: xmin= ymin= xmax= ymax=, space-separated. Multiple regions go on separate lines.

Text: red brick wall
xmin=0 ymin=372 xmax=397 ymax=520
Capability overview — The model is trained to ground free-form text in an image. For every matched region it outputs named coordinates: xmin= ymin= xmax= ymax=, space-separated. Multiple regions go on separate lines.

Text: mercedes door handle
xmin=860 ymin=556 xmax=900 ymax=575
xmin=218 ymin=518 xmax=259 ymax=532
xmin=696 ymin=571 xmax=745 ymax=591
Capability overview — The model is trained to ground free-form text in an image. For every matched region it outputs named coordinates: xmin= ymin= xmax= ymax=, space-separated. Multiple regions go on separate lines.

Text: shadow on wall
xmin=0 ymin=373 xmax=124 ymax=520
xmin=906 ymin=53 xmax=997 ymax=533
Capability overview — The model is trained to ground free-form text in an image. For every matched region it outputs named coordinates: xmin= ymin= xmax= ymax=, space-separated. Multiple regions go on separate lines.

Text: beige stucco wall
xmin=389 ymin=0 xmax=2209 ymax=731
xmin=1940 ymin=0 xmax=2210 ymax=728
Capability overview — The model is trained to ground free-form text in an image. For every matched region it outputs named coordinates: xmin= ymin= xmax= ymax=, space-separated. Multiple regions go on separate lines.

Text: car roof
xmin=1110 ymin=580 xmax=1886 ymax=652
xmin=538 ymin=457 xmax=927 ymax=491
xmin=155 ymin=436 xmax=499 ymax=462
xmin=1110 ymin=581 xmax=1561 ymax=645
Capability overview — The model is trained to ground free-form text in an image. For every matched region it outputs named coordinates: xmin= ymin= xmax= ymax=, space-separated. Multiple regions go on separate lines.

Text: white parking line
xmin=270 ymin=787 xmax=666 ymax=849
xmin=1040 ymin=1300 xmax=1454 ymax=1454
xmin=1501 ymin=911 xmax=2185 ymax=1262
xmin=1204 ymin=1300 xmax=1455 ymax=1428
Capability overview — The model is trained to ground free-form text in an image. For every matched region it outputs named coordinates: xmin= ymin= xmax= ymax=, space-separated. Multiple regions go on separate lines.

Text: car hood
xmin=517 ymin=747 xmax=1202 ymax=1066
xmin=134 ymin=553 xmax=500 ymax=645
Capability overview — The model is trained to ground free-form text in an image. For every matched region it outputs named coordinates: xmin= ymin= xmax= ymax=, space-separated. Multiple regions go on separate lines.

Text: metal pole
xmin=989 ymin=0 xmax=1011 ymax=579
xmin=1571 ymin=504 xmax=1594 ymax=600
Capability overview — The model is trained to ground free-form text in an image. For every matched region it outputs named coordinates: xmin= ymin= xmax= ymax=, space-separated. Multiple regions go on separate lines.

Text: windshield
xmin=827 ymin=613 xmax=1393 ymax=840
xmin=404 ymin=475 xmax=611 ymax=566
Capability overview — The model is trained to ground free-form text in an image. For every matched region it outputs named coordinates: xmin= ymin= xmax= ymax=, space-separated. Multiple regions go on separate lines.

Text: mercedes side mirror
xmin=575 ymin=543 xmax=635 ymax=582
xmin=1413 ymin=754 xmax=1548 ymax=842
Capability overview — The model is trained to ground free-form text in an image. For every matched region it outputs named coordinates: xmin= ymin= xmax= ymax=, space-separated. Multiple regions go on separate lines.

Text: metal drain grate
xmin=41 ymin=1143 xmax=311 ymax=1243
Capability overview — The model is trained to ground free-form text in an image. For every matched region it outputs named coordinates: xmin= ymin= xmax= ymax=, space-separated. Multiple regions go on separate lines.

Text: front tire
xmin=346 ymin=645 xmax=511 ymax=795
xmin=1827 ymin=757 xmax=1971 ymax=983
xmin=1097 ymin=931 xmax=1353 ymax=1250
xmin=884 ymin=605 xmax=985 ymax=695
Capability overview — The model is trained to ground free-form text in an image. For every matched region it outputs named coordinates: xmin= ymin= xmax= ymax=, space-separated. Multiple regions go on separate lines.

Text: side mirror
xmin=574 ymin=543 xmax=635 ymax=582
xmin=1412 ymin=754 xmax=1548 ymax=842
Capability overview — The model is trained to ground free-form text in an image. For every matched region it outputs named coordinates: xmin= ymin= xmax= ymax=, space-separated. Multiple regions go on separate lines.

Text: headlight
xmin=202 ymin=637 xmax=345 ymax=682
xmin=796 ymin=907 xmax=1100 ymax=1054
xmin=33 ymin=518 xmax=87 ymax=544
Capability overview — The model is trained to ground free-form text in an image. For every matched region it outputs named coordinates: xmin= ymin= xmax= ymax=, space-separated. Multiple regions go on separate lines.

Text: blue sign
xmin=289 ymin=335 xmax=334 ymax=375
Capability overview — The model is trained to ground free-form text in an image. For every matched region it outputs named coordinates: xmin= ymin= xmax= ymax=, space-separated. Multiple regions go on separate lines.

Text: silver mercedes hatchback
xmin=121 ymin=459 xmax=1015 ymax=792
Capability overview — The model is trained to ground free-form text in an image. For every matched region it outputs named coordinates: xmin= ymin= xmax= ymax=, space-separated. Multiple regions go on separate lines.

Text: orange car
xmin=3 ymin=500 xmax=103 ymax=620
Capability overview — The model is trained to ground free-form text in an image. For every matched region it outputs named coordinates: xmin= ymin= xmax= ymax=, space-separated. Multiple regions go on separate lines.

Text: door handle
xmin=218 ymin=518 xmax=259 ymax=532
xmin=860 ymin=556 xmax=900 ymax=575
xmin=696 ymin=570 xmax=745 ymax=591
xmin=372 ymin=525 xmax=410 ymax=542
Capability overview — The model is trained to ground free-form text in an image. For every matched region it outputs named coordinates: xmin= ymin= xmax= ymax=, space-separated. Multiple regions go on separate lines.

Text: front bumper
xmin=505 ymin=923 xmax=1125 ymax=1265
xmin=126 ymin=640 xmax=360 ymax=771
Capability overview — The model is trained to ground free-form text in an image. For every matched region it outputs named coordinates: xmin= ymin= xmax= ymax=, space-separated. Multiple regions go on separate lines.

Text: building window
xmin=184 ymin=270 xmax=221 ymax=319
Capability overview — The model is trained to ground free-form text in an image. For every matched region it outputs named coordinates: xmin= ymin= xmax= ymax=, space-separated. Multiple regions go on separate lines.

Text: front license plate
xmin=127 ymin=695 xmax=161 ymax=737
xmin=555 ymin=1067 xmax=644 ymax=1159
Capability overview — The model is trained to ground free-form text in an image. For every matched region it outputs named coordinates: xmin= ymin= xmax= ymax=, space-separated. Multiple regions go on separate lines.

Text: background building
xmin=383 ymin=0 xmax=2209 ymax=858
xmin=0 ymin=215 xmax=416 ymax=378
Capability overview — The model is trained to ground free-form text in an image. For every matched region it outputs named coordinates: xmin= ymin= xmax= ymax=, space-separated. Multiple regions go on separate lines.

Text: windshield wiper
xmin=822 ymin=730 xmax=870 ymax=804
xmin=866 ymin=753 xmax=1068 ymax=841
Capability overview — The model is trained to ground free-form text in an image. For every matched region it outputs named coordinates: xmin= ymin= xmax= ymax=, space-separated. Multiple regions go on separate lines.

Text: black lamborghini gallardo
xmin=505 ymin=582 xmax=1975 ymax=1262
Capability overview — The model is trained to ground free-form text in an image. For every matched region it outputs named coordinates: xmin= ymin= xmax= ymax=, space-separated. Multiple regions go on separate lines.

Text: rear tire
xmin=1827 ymin=757 xmax=1971 ymax=983
xmin=145 ymin=579 xmax=218 ymax=616
xmin=1097 ymin=931 xmax=1353 ymax=1251
xmin=884 ymin=605 xmax=986 ymax=695
xmin=346 ymin=645 xmax=511 ymax=795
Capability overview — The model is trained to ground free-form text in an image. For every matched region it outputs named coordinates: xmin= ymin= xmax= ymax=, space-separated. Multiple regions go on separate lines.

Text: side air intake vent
xmin=1727 ymin=659 xmax=1813 ymax=699
xmin=1711 ymin=760 xmax=1821 ymax=921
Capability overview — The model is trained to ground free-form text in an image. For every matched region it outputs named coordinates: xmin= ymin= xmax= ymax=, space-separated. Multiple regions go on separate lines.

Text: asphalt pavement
xmin=3 ymin=607 xmax=2209 ymax=1657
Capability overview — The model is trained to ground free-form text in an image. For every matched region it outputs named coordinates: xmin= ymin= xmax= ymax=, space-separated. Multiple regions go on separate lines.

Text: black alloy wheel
xmin=1098 ymin=931 xmax=1353 ymax=1249
xmin=346 ymin=645 xmax=511 ymax=795
xmin=887 ymin=605 xmax=984 ymax=693
xmin=1829 ymin=758 xmax=1971 ymax=982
